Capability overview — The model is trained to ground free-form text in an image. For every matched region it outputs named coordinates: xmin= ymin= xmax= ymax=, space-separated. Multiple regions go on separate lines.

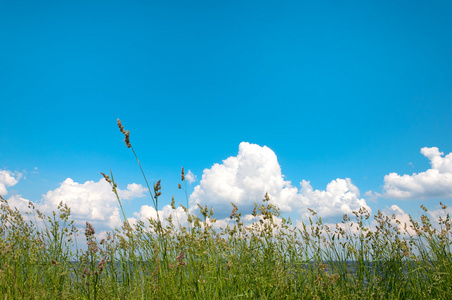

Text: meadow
xmin=0 ymin=121 xmax=451 ymax=299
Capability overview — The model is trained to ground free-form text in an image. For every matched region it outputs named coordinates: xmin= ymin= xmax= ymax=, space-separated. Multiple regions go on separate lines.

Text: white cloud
xmin=185 ymin=170 xmax=197 ymax=184
xmin=40 ymin=178 xmax=146 ymax=229
xmin=189 ymin=142 xmax=297 ymax=216
xmin=0 ymin=170 xmax=149 ymax=248
xmin=294 ymin=205 xmax=416 ymax=239
xmin=118 ymin=183 xmax=148 ymax=200
xmin=364 ymin=204 xmax=446 ymax=236
xmin=420 ymin=147 xmax=452 ymax=173
xmin=383 ymin=147 xmax=452 ymax=199
xmin=189 ymin=142 xmax=369 ymax=220
xmin=131 ymin=204 xmax=188 ymax=228
xmin=381 ymin=205 xmax=416 ymax=235
xmin=297 ymin=178 xmax=369 ymax=219
xmin=426 ymin=205 xmax=452 ymax=226
xmin=129 ymin=204 xmax=287 ymax=236
xmin=0 ymin=170 xmax=21 ymax=195
xmin=2 ymin=194 xmax=33 ymax=219
xmin=0 ymin=170 xmax=146 ymax=231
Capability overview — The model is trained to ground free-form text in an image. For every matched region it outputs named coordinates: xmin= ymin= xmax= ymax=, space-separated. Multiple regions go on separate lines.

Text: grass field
xmin=0 ymin=121 xmax=450 ymax=299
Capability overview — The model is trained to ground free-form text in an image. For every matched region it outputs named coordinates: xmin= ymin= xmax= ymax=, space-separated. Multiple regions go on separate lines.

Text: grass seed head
xmin=85 ymin=222 xmax=95 ymax=237
xmin=176 ymin=250 xmax=186 ymax=266
xmin=100 ymin=172 xmax=111 ymax=183
xmin=117 ymin=118 xmax=126 ymax=134
xmin=124 ymin=130 xmax=131 ymax=148
xmin=171 ymin=196 xmax=176 ymax=209
xmin=117 ymin=119 xmax=131 ymax=147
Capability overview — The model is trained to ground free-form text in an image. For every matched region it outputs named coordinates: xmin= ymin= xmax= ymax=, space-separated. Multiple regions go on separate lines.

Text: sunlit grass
xmin=0 ymin=120 xmax=450 ymax=299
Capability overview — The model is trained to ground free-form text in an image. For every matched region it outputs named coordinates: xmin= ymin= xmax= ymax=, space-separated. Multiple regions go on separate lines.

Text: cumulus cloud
xmin=39 ymin=178 xmax=147 ymax=229
xmin=189 ymin=142 xmax=297 ymax=216
xmin=118 ymin=183 xmax=149 ymax=200
xmin=383 ymin=147 xmax=452 ymax=199
xmin=0 ymin=171 xmax=149 ymax=248
xmin=297 ymin=178 xmax=369 ymax=219
xmin=4 ymin=194 xmax=31 ymax=212
xmin=0 ymin=178 xmax=138 ymax=233
xmin=0 ymin=168 xmax=148 ymax=232
xmin=189 ymin=142 xmax=369 ymax=220
xmin=0 ymin=170 xmax=21 ymax=195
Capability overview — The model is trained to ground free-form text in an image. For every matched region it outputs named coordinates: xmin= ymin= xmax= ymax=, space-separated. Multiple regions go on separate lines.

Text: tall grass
xmin=0 ymin=120 xmax=450 ymax=299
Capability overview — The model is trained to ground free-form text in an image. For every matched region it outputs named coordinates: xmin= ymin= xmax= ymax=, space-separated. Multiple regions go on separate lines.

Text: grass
xmin=0 ymin=120 xmax=451 ymax=299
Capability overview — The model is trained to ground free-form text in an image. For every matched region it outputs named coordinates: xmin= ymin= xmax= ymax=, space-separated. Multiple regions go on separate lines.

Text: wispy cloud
xmin=185 ymin=170 xmax=197 ymax=184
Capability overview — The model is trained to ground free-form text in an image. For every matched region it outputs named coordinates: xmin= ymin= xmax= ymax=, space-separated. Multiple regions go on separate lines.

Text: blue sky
xmin=1 ymin=1 xmax=452 ymax=231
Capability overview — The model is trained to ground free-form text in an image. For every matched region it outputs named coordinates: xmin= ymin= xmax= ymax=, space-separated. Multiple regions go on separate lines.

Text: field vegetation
xmin=0 ymin=120 xmax=451 ymax=299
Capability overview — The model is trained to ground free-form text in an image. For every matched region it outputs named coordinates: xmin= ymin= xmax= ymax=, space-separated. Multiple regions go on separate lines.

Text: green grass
xmin=0 ymin=120 xmax=450 ymax=299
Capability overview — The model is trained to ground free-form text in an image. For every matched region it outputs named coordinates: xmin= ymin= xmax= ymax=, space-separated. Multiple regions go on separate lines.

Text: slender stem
xmin=184 ymin=180 xmax=189 ymax=213
xmin=130 ymin=145 xmax=160 ymax=222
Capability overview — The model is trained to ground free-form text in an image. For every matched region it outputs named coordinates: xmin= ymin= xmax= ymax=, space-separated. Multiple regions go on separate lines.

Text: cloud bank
xmin=383 ymin=147 xmax=452 ymax=199
xmin=40 ymin=178 xmax=147 ymax=229
xmin=1 ymin=174 xmax=147 ymax=230
xmin=189 ymin=142 xmax=369 ymax=220
xmin=2 ymin=144 xmax=450 ymax=237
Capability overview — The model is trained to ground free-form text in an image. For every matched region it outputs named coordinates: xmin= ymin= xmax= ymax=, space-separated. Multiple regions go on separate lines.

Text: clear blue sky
xmin=1 ymin=0 xmax=452 ymax=230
